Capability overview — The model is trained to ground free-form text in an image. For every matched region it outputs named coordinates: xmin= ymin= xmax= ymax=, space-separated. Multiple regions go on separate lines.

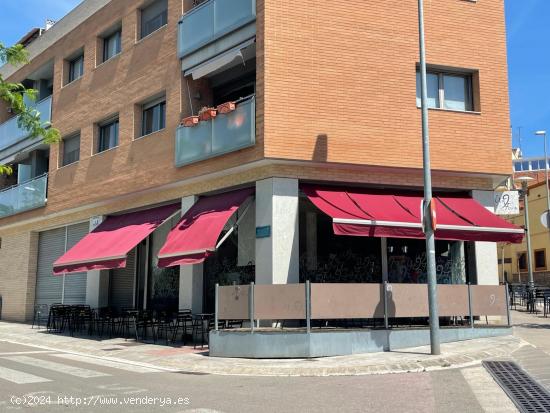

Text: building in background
xmin=0 ymin=0 xmax=520 ymax=322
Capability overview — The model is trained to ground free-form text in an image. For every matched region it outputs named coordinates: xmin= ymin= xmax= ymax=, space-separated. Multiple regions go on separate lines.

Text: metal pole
xmin=214 ymin=283 xmax=219 ymax=331
xmin=523 ymin=185 xmax=535 ymax=291
xmin=418 ymin=0 xmax=440 ymax=355
xmin=544 ymin=133 xmax=550 ymax=226
xmin=505 ymin=282 xmax=511 ymax=326
xmin=250 ymin=282 xmax=255 ymax=333
xmin=305 ymin=280 xmax=311 ymax=333
xmin=383 ymin=281 xmax=389 ymax=330
xmin=467 ymin=282 xmax=474 ymax=329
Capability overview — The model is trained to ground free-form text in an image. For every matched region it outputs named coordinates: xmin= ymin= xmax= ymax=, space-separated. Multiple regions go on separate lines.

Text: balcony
xmin=175 ymin=96 xmax=255 ymax=167
xmin=0 ymin=96 xmax=52 ymax=156
xmin=0 ymin=174 xmax=48 ymax=218
xmin=178 ymin=0 xmax=256 ymax=71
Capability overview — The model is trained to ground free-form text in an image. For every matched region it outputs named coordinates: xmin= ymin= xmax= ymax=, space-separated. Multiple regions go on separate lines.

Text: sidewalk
xmin=0 ymin=321 xmax=525 ymax=377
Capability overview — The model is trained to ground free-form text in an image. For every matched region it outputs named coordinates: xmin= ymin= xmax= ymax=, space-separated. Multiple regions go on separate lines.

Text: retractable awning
xmin=53 ymin=204 xmax=180 ymax=275
xmin=158 ymin=188 xmax=254 ymax=268
xmin=302 ymin=185 xmax=524 ymax=243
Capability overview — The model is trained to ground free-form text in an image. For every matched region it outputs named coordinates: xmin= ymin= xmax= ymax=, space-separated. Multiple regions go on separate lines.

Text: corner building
xmin=0 ymin=0 xmax=519 ymax=321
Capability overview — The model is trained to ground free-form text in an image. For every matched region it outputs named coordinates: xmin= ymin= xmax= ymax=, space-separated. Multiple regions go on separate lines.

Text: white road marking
xmin=1 ymin=355 xmax=110 ymax=378
xmin=0 ymin=351 xmax=56 ymax=356
xmin=51 ymin=353 xmax=162 ymax=373
xmin=0 ymin=365 xmax=51 ymax=384
xmin=461 ymin=366 xmax=518 ymax=412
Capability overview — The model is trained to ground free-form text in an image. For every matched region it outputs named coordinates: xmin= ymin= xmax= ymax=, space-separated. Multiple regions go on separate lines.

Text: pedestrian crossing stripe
xmin=1 ymin=355 xmax=110 ymax=378
xmin=0 ymin=365 xmax=51 ymax=384
xmin=50 ymin=353 xmax=163 ymax=373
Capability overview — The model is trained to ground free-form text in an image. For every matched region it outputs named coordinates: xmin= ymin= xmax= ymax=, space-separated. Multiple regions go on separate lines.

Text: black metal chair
xmin=172 ymin=309 xmax=193 ymax=344
xmin=153 ymin=311 xmax=176 ymax=345
xmin=32 ymin=304 xmax=49 ymax=329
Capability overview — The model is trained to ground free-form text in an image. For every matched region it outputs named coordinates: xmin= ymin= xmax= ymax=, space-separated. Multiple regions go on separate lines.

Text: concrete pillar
xmin=472 ymin=190 xmax=499 ymax=285
xmin=306 ymin=211 xmax=317 ymax=271
xmin=238 ymin=200 xmax=256 ymax=266
xmin=255 ymin=178 xmax=300 ymax=285
xmin=381 ymin=238 xmax=389 ymax=282
xmin=85 ymin=216 xmax=110 ymax=308
xmin=179 ymin=195 xmax=203 ymax=312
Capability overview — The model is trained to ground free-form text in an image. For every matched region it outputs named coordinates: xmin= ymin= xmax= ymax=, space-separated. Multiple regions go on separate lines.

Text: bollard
xmin=214 ymin=283 xmax=219 ymax=331
xmin=383 ymin=281 xmax=389 ymax=330
xmin=467 ymin=282 xmax=474 ymax=329
xmin=505 ymin=283 xmax=511 ymax=326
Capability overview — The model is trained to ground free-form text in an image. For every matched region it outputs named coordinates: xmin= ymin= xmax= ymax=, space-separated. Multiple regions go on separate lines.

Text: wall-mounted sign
xmin=541 ymin=211 xmax=550 ymax=229
xmin=494 ymin=191 xmax=520 ymax=215
xmin=256 ymin=226 xmax=271 ymax=238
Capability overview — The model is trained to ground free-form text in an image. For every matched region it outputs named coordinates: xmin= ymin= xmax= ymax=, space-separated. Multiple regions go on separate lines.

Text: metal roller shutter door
xmin=63 ymin=222 xmax=89 ymax=305
xmin=109 ymin=249 xmax=136 ymax=310
xmin=35 ymin=227 xmax=65 ymax=306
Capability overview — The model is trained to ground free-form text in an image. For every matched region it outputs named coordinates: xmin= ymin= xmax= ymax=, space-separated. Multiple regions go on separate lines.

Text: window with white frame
xmin=416 ymin=70 xmax=474 ymax=112
xmin=98 ymin=117 xmax=119 ymax=153
xmin=141 ymin=97 xmax=166 ymax=136
xmin=103 ymin=29 xmax=122 ymax=62
xmin=62 ymin=134 xmax=80 ymax=166
xmin=68 ymin=54 xmax=84 ymax=83
xmin=140 ymin=0 xmax=168 ymax=39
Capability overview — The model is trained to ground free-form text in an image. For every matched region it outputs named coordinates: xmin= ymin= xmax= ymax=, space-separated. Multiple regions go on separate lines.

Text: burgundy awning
xmin=157 ymin=188 xmax=254 ymax=268
xmin=302 ymin=185 xmax=524 ymax=243
xmin=53 ymin=204 xmax=180 ymax=275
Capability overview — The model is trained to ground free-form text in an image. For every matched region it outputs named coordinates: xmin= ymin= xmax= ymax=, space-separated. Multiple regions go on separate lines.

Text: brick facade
xmin=0 ymin=0 xmax=511 ymax=320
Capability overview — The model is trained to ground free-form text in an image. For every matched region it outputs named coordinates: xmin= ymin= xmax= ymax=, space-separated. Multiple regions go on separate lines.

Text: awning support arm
xmin=215 ymin=197 xmax=254 ymax=250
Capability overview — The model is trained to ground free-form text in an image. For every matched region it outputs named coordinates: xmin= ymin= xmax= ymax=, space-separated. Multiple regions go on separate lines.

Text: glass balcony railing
xmin=178 ymin=0 xmax=256 ymax=58
xmin=0 ymin=96 xmax=52 ymax=152
xmin=175 ymin=96 xmax=255 ymax=167
xmin=0 ymin=174 xmax=48 ymax=218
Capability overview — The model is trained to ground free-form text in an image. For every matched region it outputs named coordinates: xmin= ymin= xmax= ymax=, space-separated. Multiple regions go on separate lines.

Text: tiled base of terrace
xmin=209 ymin=326 xmax=512 ymax=358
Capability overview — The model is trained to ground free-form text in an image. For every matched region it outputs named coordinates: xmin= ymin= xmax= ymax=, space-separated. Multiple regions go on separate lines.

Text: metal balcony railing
xmin=175 ymin=95 xmax=255 ymax=167
xmin=0 ymin=96 xmax=53 ymax=152
xmin=0 ymin=173 xmax=48 ymax=218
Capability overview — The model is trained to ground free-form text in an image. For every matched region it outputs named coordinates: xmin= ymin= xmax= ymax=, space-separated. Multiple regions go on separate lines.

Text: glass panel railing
xmin=0 ymin=95 xmax=52 ymax=151
xmin=0 ymin=174 xmax=48 ymax=218
xmin=178 ymin=0 xmax=256 ymax=57
xmin=175 ymin=96 xmax=255 ymax=167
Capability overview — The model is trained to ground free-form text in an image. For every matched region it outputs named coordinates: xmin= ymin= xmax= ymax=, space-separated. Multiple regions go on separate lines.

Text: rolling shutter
xmin=35 ymin=227 xmax=65 ymax=306
xmin=63 ymin=222 xmax=89 ymax=305
xmin=35 ymin=222 xmax=89 ymax=307
xmin=109 ymin=248 xmax=136 ymax=310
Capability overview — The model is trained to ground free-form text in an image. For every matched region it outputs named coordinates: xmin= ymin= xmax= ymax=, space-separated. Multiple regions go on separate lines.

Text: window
xmin=98 ymin=118 xmax=119 ymax=153
xmin=518 ymin=252 xmax=527 ymax=272
xmin=416 ymin=70 xmax=473 ymax=112
xmin=103 ymin=30 xmax=122 ymax=62
xmin=140 ymin=0 xmax=168 ymax=39
xmin=62 ymin=134 xmax=80 ymax=166
xmin=522 ymin=161 xmax=530 ymax=171
xmin=141 ymin=98 xmax=166 ymax=136
xmin=535 ymin=249 xmax=546 ymax=270
xmin=514 ymin=162 xmax=522 ymax=172
xmin=68 ymin=54 xmax=84 ymax=83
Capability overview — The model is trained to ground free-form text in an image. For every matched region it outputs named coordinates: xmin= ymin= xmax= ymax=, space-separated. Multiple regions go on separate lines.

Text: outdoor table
xmin=192 ymin=313 xmax=213 ymax=349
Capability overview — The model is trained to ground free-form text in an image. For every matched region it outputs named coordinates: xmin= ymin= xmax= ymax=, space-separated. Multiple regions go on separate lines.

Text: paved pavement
xmin=0 ymin=340 xmax=517 ymax=412
xmin=0 ymin=321 xmax=525 ymax=377
xmin=1 ymin=309 xmax=549 ymax=411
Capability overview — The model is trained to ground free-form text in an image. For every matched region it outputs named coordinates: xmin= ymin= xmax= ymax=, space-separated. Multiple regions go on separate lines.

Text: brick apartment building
xmin=0 ymin=0 xmax=521 ymax=322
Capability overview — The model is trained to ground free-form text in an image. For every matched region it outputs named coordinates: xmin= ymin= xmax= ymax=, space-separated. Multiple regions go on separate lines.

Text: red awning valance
xmin=158 ymin=188 xmax=254 ymax=268
xmin=53 ymin=204 xmax=180 ymax=275
xmin=302 ymin=185 xmax=524 ymax=243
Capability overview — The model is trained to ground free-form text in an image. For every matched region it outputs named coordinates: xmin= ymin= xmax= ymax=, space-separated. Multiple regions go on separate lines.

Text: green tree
xmin=0 ymin=42 xmax=60 ymax=175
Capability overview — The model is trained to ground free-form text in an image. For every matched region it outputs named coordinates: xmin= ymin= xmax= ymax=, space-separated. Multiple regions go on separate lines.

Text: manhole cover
xmin=483 ymin=360 xmax=550 ymax=413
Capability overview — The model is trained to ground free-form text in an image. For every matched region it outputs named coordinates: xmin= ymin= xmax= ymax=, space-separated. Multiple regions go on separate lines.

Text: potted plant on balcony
xmin=181 ymin=115 xmax=199 ymax=127
xmin=198 ymin=106 xmax=217 ymax=121
xmin=216 ymin=101 xmax=236 ymax=114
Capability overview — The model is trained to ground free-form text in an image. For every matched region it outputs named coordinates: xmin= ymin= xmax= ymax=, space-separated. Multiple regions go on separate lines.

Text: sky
xmin=0 ymin=1 xmax=548 ymax=158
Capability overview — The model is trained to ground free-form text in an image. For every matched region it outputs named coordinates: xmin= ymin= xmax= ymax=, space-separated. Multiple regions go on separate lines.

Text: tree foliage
xmin=0 ymin=42 xmax=60 ymax=175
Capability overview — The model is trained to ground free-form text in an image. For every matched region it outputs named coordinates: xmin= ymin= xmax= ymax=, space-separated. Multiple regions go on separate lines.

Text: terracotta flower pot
xmin=198 ymin=108 xmax=217 ymax=121
xmin=181 ymin=116 xmax=199 ymax=127
xmin=217 ymin=101 xmax=236 ymax=114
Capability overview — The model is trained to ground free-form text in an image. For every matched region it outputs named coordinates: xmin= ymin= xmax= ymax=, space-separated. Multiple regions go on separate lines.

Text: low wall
xmin=209 ymin=327 xmax=512 ymax=358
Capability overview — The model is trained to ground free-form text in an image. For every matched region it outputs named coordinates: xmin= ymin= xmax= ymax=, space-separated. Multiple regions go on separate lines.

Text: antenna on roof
xmin=45 ymin=19 xmax=56 ymax=30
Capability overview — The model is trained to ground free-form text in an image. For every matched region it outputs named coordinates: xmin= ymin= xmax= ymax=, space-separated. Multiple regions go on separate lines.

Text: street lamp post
xmin=535 ymin=131 xmax=550 ymax=227
xmin=516 ymin=176 xmax=535 ymax=307
xmin=417 ymin=0 xmax=440 ymax=355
